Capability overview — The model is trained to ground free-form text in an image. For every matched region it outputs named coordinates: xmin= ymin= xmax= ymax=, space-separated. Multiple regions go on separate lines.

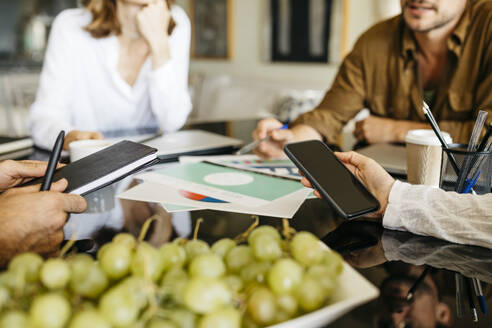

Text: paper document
xmin=118 ymin=182 xmax=311 ymax=218
xmin=137 ymin=162 xmax=304 ymax=207
xmin=180 ymin=154 xmax=301 ymax=180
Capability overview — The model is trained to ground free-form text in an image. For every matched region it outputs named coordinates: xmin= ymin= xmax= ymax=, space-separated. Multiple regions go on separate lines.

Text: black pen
xmin=406 ymin=266 xmax=431 ymax=302
xmin=477 ymin=123 xmax=492 ymax=152
xmin=466 ymin=277 xmax=479 ymax=322
xmin=40 ymin=131 xmax=65 ymax=191
xmin=421 ymin=102 xmax=460 ymax=174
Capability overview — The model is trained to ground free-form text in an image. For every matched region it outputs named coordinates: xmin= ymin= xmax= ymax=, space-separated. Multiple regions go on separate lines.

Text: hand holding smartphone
xmin=284 ymin=140 xmax=380 ymax=219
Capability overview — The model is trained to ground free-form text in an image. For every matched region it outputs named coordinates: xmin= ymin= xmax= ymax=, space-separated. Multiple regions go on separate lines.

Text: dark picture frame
xmin=270 ymin=0 xmax=333 ymax=63
xmin=189 ymin=0 xmax=234 ymax=59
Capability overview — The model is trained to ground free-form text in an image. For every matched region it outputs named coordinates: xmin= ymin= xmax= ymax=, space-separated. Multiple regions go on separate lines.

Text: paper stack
xmin=118 ymin=155 xmax=310 ymax=218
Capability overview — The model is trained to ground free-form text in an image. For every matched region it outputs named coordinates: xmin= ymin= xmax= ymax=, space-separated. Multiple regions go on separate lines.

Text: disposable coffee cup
xmin=405 ymin=129 xmax=452 ymax=186
xmin=69 ymin=139 xmax=113 ymax=162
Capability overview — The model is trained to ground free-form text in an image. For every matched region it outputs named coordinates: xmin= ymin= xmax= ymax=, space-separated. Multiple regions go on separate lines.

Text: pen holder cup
xmin=440 ymin=144 xmax=492 ymax=195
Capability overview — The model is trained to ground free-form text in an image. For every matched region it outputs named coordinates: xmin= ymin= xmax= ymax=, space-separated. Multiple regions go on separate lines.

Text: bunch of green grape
xmin=0 ymin=224 xmax=343 ymax=328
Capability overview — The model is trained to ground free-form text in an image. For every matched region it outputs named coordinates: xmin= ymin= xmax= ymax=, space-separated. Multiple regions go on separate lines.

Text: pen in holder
xmin=440 ymin=144 xmax=492 ymax=195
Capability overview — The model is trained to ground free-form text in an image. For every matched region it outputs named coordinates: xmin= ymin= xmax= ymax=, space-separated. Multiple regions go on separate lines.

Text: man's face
xmin=401 ymin=0 xmax=467 ymax=33
xmin=378 ymin=274 xmax=452 ymax=328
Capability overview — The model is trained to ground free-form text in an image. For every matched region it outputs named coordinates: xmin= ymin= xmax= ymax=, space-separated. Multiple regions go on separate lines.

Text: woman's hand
xmin=64 ymin=130 xmax=103 ymax=150
xmin=137 ymin=0 xmax=171 ymax=68
xmin=300 ymin=151 xmax=395 ymax=217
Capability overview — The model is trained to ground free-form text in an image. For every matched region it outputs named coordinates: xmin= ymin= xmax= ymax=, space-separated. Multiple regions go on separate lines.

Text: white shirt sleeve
xmin=148 ymin=6 xmax=192 ymax=133
xmin=28 ymin=12 xmax=76 ymax=150
xmin=383 ymin=180 xmax=492 ymax=249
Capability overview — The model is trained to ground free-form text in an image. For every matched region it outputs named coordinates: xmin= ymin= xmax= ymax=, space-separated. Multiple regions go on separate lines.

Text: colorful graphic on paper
xmin=152 ymin=162 xmax=304 ymax=205
xmin=179 ymin=190 xmax=229 ymax=203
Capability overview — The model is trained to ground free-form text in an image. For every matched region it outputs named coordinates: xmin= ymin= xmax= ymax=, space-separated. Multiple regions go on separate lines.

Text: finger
xmin=5 ymin=183 xmax=43 ymax=195
xmin=314 ymin=190 xmax=322 ymax=199
xmin=2 ymin=160 xmax=48 ymax=179
xmin=50 ymin=178 xmax=68 ymax=193
xmin=257 ymin=141 xmax=284 ymax=158
xmin=256 ymin=119 xmax=283 ymax=139
xmin=334 ymin=151 xmax=364 ymax=168
xmin=298 ymin=169 xmax=304 ymax=177
xmin=90 ymin=132 xmax=104 ymax=140
xmin=35 ymin=230 xmax=65 ymax=254
xmin=59 ymin=194 xmax=87 ymax=213
xmin=270 ymin=129 xmax=294 ymax=142
xmin=300 ymin=177 xmax=313 ymax=188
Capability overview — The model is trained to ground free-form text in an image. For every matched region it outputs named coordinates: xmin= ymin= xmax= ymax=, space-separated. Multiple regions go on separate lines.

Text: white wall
xmin=177 ymin=0 xmax=401 ymax=90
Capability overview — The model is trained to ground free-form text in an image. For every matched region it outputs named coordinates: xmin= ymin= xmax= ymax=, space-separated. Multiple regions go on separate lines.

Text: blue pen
xmin=235 ymin=123 xmax=289 ymax=155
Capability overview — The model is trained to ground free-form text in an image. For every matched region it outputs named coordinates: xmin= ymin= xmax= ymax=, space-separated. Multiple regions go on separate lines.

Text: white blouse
xmin=384 ymin=181 xmax=492 ymax=249
xmin=29 ymin=6 xmax=192 ymax=149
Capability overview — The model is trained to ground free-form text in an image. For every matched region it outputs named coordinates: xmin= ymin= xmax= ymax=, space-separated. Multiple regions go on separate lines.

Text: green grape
xmin=159 ymin=243 xmax=187 ymax=270
xmin=147 ymin=318 xmax=177 ymax=328
xmin=162 ymin=267 xmax=188 ymax=284
xmin=8 ymin=253 xmax=43 ymax=283
xmin=198 ymin=307 xmax=241 ymax=328
xmin=247 ymin=287 xmax=277 ymax=325
xmin=70 ymin=259 xmax=108 ymax=299
xmin=211 ymin=238 xmax=236 ymax=258
xmin=189 ymin=253 xmax=225 ymax=278
xmin=184 ymin=277 xmax=231 ymax=314
xmin=0 ymin=286 xmax=10 ymax=310
xmin=29 ymin=293 xmax=71 ymax=328
xmin=162 ymin=308 xmax=197 ymax=328
xmin=0 ymin=310 xmax=31 ymax=328
xmin=118 ymin=276 xmax=148 ymax=309
xmin=131 ymin=242 xmax=165 ymax=282
xmin=307 ymin=265 xmax=335 ymax=297
xmin=99 ymin=242 xmax=132 ymax=280
xmin=322 ymin=250 xmax=344 ymax=278
xmin=290 ymin=232 xmax=324 ymax=266
xmin=240 ymin=262 xmax=271 ymax=284
xmin=68 ymin=309 xmax=111 ymax=328
xmin=276 ymin=293 xmax=298 ymax=316
xmin=99 ymin=286 xmax=139 ymax=327
xmin=267 ymin=259 xmax=303 ymax=294
xmin=112 ymin=233 xmax=137 ymax=249
xmin=248 ymin=226 xmax=281 ymax=245
xmin=225 ymin=245 xmax=253 ymax=273
xmin=161 ymin=269 xmax=188 ymax=305
xmin=274 ymin=310 xmax=292 ymax=324
xmin=241 ymin=315 xmax=260 ymax=328
xmin=96 ymin=243 xmax=111 ymax=261
xmin=296 ymin=275 xmax=326 ymax=312
xmin=40 ymin=258 xmax=70 ymax=290
xmin=68 ymin=253 xmax=93 ymax=268
xmin=0 ymin=272 xmax=16 ymax=291
xmin=251 ymin=234 xmax=282 ymax=262
xmin=222 ymin=275 xmax=243 ymax=293
xmin=184 ymin=240 xmax=210 ymax=261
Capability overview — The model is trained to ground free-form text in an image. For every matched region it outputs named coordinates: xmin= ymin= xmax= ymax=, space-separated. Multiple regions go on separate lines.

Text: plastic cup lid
xmin=405 ymin=129 xmax=452 ymax=146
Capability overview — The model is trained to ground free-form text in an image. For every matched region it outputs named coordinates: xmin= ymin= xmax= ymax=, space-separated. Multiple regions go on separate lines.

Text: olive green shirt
xmin=294 ymin=0 xmax=492 ymax=144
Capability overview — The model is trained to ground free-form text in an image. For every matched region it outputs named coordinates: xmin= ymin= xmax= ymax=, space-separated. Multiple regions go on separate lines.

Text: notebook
xmin=143 ymin=130 xmax=243 ymax=161
xmin=0 ymin=136 xmax=34 ymax=157
xmin=26 ymin=141 xmax=158 ymax=195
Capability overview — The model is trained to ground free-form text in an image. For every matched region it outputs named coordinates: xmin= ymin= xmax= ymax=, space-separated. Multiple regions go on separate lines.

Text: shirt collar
xmin=400 ymin=2 xmax=471 ymax=61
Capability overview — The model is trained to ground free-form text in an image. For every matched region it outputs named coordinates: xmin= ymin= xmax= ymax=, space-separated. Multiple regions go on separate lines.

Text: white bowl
xmin=268 ymin=261 xmax=379 ymax=328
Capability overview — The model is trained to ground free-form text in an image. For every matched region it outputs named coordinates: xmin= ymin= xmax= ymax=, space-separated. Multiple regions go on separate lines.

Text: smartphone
xmin=284 ymin=140 xmax=380 ymax=219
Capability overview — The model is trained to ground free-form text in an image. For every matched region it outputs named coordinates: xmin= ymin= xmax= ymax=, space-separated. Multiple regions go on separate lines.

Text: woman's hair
xmin=82 ymin=0 xmax=176 ymax=38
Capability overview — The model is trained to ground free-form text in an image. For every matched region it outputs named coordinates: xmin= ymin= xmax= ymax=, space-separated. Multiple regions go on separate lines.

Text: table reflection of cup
xmin=69 ymin=139 xmax=113 ymax=162
xmin=405 ymin=129 xmax=452 ymax=187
